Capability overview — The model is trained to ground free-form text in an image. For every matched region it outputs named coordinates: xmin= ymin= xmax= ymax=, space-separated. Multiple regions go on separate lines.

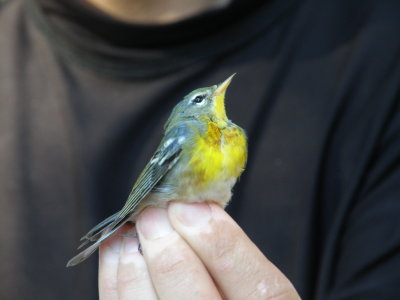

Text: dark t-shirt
xmin=1 ymin=0 xmax=400 ymax=299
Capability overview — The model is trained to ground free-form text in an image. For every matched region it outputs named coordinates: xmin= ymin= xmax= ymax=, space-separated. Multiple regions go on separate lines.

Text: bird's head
xmin=165 ymin=74 xmax=235 ymax=131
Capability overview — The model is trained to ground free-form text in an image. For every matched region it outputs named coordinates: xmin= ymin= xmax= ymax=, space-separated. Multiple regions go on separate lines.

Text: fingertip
xmin=137 ymin=207 xmax=173 ymax=240
xmin=99 ymin=224 xmax=136 ymax=264
xmin=208 ymin=202 xmax=239 ymax=226
xmin=169 ymin=202 xmax=212 ymax=228
xmin=122 ymin=228 xmax=140 ymax=254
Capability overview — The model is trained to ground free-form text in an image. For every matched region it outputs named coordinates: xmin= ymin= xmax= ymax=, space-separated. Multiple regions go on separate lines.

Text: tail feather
xmin=80 ymin=213 xmax=118 ymax=242
xmin=67 ymin=213 xmax=126 ymax=267
xmin=77 ymin=238 xmax=91 ymax=250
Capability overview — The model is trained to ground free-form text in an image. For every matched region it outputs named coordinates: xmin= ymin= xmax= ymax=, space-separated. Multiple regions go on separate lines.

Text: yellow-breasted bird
xmin=67 ymin=74 xmax=247 ymax=267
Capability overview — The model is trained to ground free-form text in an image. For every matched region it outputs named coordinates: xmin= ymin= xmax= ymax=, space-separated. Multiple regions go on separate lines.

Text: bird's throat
xmin=213 ymin=94 xmax=228 ymax=128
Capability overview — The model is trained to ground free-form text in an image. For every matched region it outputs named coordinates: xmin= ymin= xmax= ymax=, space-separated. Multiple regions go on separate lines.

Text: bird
xmin=67 ymin=74 xmax=247 ymax=267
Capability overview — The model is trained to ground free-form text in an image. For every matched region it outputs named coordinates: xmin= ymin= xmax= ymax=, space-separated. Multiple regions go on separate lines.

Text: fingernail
xmin=171 ymin=202 xmax=211 ymax=227
xmin=102 ymin=233 xmax=123 ymax=263
xmin=137 ymin=207 xmax=173 ymax=240
xmin=108 ymin=234 xmax=123 ymax=253
xmin=123 ymin=237 xmax=139 ymax=253
xmin=123 ymin=228 xmax=139 ymax=253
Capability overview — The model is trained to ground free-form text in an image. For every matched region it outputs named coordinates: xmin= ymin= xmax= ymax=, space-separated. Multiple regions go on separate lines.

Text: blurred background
xmin=1 ymin=0 xmax=400 ymax=299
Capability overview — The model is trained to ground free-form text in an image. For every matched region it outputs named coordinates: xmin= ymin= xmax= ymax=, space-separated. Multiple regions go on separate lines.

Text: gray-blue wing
xmin=66 ymin=124 xmax=189 ymax=267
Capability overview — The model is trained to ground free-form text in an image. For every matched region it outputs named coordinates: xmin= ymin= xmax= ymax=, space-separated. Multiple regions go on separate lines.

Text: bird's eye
xmin=193 ymin=95 xmax=206 ymax=104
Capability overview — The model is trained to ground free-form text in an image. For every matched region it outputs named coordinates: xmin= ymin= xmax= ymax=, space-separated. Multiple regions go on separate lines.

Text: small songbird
xmin=67 ymin=74 xmax=247 ymax=267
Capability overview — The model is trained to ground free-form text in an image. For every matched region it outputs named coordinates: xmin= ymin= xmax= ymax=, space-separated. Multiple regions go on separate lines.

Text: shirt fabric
xmin=1 ymin=0 xmax=400 ymax=299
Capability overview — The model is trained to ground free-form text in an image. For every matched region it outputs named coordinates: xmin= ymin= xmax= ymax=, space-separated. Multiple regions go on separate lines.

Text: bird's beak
xmin=214 ymin=73 xmax=235 ymax=96
xmin=212 ymin=74 xmax=235 ymax=122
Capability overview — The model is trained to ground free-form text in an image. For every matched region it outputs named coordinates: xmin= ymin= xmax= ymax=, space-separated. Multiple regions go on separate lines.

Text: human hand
xmin=98 ymin=202 xmax=300 ymax=299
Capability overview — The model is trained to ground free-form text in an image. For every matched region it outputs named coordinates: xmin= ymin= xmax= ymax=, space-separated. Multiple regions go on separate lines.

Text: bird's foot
xmin=120 ymin=228 xmax=142 ymax=254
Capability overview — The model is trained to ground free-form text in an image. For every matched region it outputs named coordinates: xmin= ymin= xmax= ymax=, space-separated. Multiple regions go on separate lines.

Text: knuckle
xmin=118 ymin=269 xmax=141 ymax=288
xmin=214 ymin=234 xmax=237 ymax=259
xmin=117 ymin=253 xmax=147 ymax=288
xmin=118 ymin=274 xmax=138 ymax=289
xmin=153 ymin=249 xmax=189 ymax=275
xmin=206 ymin=220 xmax=240 ymax=273
xmin=213 ymin=256 xmax=235 ymax=274
xmin=101 ymin=278 xmax=118 ymax=297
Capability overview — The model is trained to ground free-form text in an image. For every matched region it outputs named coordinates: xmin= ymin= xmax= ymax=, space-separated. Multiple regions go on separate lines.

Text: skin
xmin=85 ymin=0 xmax=231 ymax=24
xmin=99 ymin=202 xmax=301 ymax=299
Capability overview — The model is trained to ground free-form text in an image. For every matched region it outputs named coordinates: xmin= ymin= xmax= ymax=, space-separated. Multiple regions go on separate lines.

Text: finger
xmin=136 ymin=207 xmax=222 ymax=300
xmin=99 ymin=225 xmax=127 ymax=300
xmin=169 ymin=202 xmax=300 ymax=300
xmin=117 ymin=227 xmax=158 ymax=300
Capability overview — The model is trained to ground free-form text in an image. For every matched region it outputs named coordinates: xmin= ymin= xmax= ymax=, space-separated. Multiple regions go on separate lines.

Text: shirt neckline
xmin=28 ymin=0 xmax=299 ymax=78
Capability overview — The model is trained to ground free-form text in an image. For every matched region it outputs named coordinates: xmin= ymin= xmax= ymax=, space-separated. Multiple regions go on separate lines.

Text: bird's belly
xmin=133 ymin=176 xmax=235 ymax=221
xmin=171 ymin=125 xmax=247 ymax=205
xmin=141 ymin=124 xmax=247 ymax=210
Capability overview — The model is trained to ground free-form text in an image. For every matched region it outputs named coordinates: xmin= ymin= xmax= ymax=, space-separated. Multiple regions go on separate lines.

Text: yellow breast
xmin=187 ymin=122 xmax=247 ymax=187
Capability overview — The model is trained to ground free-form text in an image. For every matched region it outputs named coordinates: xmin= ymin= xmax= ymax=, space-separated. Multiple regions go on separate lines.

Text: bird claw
xmin=119 ymin=231 xmax=143 ymax=254
xmin=119 ymin=233 xmax=138 ymax=239
xmin=138 ymin=241 xmax=143 ymax=255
